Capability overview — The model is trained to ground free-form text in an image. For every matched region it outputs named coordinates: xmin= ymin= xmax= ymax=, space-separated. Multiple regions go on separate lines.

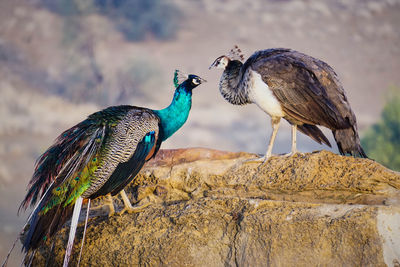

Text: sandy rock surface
xmin=32 ymin=148 xmax=400 ymax=266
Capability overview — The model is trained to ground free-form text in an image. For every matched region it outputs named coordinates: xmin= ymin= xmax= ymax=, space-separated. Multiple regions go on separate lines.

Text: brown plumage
xmin=210 ymin=47 xmax=367 ymax=160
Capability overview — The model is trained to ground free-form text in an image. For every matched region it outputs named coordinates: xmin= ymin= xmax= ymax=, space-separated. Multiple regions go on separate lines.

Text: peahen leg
xmin=265 ymin=117 xmax=281 ymax=159
xmin=291 ymin=124 xmax=297 ymax=154
xmin=245 ymin=117 xmax=281 ymax=164
xmin=283 ymin=124 xmax=299 ymax=157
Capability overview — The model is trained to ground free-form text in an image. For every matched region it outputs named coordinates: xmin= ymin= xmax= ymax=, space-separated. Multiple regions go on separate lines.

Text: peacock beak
xmin=188 ymin=74 xmax=207 ymax=86
xmin=198 ymin=77 xmax=207 ymax=83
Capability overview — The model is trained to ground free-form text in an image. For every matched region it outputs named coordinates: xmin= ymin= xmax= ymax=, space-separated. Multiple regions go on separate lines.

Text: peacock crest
xmin=173 ymin=69 xmax=189 ymax=88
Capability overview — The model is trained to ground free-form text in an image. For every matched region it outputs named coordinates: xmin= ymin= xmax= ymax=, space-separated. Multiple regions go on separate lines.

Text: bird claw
xmin=283 ymin=151 xmax=296 ymax=157
xmin=117 ymin=195 xmax=156 ymax=216
xmin=243 ymin=155 xmax=271 ymax=164
xmin=108 ymin=209 xmax=115 ymax=217
xmin=243 ymin=157 xmax=264 ymax=164
xmin=117 ymin=206 xmax=139 ymax=216
xmin=282 ymin=151 xmax=303 ymax=157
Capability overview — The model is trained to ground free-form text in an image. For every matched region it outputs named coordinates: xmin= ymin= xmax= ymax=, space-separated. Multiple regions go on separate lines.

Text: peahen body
xmin=210 ymin=47 xmax=367 ymax=161
xmin=16 ymin=71 xmax=205 ymax=265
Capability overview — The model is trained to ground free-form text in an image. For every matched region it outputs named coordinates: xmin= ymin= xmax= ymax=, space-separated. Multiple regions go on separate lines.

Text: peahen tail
xmin=297 ymin=124 xmax=331 ymax=147
xmin=333 ymin=127 xmax=367 ymax=158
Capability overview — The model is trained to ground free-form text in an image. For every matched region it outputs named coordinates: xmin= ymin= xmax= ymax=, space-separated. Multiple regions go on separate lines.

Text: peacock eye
xmin=192 ymin=78 xmax=199 ymax=85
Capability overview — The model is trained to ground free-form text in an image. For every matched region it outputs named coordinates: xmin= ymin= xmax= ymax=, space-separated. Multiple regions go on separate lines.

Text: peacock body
xmin=18 ymin=72 xmax=205 ymax=264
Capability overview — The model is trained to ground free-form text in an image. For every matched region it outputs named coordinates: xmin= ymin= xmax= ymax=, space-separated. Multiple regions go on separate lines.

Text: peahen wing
xmin=249 ymin=49 xmax=356 ymax=130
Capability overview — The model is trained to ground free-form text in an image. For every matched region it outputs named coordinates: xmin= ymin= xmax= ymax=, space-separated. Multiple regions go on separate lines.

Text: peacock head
xmin=209 ymin=56 xmax=230 ymax=70
xmin=174 ymin=70 xmax=206 ymax=90
xmin=187 ymin=74 xmax=206 ymax=87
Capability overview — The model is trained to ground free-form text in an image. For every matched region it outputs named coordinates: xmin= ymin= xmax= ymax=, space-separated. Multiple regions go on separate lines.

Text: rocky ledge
xmin=32 ymin=148 xmax=400 ymax=266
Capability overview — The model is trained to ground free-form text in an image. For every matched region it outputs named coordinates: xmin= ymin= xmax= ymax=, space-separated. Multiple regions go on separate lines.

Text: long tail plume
xmin=77 ymin=199 xmax=90 ymax=266
xmin=24 ymin=250 xmax=36 ymax=267
xmin=19 ymin=121 xmax=103 ymax=213
xmin=1 ymin=236 xmax=19 ymax=267
xmin=63 ymin=196 xmax=83 ymax=267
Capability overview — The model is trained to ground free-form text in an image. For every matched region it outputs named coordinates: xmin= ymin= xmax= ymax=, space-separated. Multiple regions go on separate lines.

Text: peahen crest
xmin=173 ymin=69 xmax=189 ymax=88
xmin=228 ymin=45 xmax=245 ymax=62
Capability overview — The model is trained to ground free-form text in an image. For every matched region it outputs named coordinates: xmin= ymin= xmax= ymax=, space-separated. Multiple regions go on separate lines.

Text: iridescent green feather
xmin=40 ymin=153 xmax=101 ymax=214
xmin=173 ymin=69 xmax=189 ymax=89
xmin=173 ymin=69 xmax=179 ymax=88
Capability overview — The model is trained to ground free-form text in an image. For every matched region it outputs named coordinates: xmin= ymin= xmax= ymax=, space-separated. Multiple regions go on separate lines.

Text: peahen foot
xmin=243 ymin=155 xmax=271 ymax=164
xmin=282 ymin=152 xmax=296 ymax=157
xmin=281 ymin=149 xmax=304 ymax=158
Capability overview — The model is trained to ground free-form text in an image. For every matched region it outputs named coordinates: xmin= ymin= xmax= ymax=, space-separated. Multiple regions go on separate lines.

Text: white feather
xmin=63 ymin=196 xmax=83 ymax=267
xmin=248 ymin=70 xmax=285 ymax=118
xmin=77 ymin=199 xmax=90 ymax=266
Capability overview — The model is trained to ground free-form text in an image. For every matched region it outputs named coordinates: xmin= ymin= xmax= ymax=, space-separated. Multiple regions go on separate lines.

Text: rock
xmin=32 ymin=148 xmax=400 ymax=266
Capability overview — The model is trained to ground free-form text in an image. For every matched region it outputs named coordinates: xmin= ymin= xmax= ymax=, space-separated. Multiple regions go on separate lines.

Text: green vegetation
xmin=39 ymin=0 xmax=181 ymax=41
xmin=361 ymin=87 xmax=400 ymax=171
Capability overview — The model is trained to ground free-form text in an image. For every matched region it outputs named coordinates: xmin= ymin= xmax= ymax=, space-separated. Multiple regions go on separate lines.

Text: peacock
xmin=9 ymin=70 xmax=205 ymax=266
xmin=209 ymin=46 xmax=366 ymax=162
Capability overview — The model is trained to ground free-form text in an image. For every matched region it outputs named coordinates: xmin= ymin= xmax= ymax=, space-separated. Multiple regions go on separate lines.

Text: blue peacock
xmin=15 ymin=70 xmax=205 ymax=266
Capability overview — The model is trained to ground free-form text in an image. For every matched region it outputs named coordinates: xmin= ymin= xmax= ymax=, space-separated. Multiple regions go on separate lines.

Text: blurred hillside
xmin=1 ymin=0 xmax=400 ymax=265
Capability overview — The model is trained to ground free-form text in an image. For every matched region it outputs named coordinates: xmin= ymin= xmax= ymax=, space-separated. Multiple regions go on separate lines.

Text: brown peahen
xmin=210 ymin=46 xmax=366 ymax=162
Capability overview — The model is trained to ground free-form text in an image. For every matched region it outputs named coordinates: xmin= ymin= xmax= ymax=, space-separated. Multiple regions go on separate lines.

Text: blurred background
xmin=1 ymin=0 xmax=399 ymax=264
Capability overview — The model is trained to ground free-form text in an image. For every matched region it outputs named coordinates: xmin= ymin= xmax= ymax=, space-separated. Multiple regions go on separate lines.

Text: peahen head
xmin=209 ymin=56 xmax=230 ymax=70
xmin=209 ymin=45 xmax=245 ymax=70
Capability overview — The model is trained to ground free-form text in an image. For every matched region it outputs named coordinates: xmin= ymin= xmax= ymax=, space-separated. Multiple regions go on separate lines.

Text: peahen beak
xmin=208 ymin=61 xmax=217 ymax=70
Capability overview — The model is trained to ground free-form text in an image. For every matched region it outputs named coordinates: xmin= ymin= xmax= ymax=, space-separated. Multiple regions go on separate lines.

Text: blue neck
xmin=154 ymin=86 xmax=192 ymax=141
